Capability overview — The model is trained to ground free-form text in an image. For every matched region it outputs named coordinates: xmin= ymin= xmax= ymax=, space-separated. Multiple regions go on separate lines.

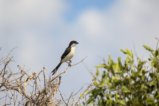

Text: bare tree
xmin=0 ymin=52 xmax=86 ymax=106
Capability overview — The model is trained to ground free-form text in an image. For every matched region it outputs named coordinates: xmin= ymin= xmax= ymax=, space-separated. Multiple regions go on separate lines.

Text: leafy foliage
xmin=82 ymin=45 xmax=159 ymax=106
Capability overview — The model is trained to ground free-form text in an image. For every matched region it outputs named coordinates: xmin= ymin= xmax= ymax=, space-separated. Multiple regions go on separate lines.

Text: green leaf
xmin=121 ymin=49 xmax=133 ymax=58
xmin=155 ymin=92 xmax=159 ymax=99
xmin=96 ymin=69 xmax=99 ymax=76
xmin=100 ymin=79 xmax=107 ymax=87
xmin=122 ymin=86 xmax=130 ymax=93
xmin=118 ymin=57 xmax=123 ymax=68
xmin=126 ymin=49 xmax=133 ymax=57
xmin=108 ymin=56 xmax=114 ymax=66
xmin=143 ymin=45 xmax=154 ymax=52
xmin=115 ymin=94 xmax=120 ymax=99
xmin=112 ymin=75 xmax=121 ymax=83
xmin=112 ymin=63 xmax=121 ymax=73
xmin=141 ymin=84 xmax=147 ymax=90
xmin=151 ymin=58 xmax=158 ymax=68
xmin=146 ymin=97 xmax=154 ymax=105
xmin=93 ymin=81 xmax=99 ymax=86
xmin=149 ymin=80 xmax=156 ymax=87
xmin=155 ymin=50 xmax=158 ymax=56
xmin=121 ymin=49 xmax=127 ymax=54
xmin=96 ymin=64 xmax=107 ymax=69
xmin=106 ymin=99 xmax=113 ymax=106
xmin=156 ymin=73 xmax=159 ymax=80
xmin=117 ymin=100 xmax=126 ymax=106
xmin=87 ymin=96 xmax=94 ymax=104
xmin=137 ymin=58 xmax=146 ymax=70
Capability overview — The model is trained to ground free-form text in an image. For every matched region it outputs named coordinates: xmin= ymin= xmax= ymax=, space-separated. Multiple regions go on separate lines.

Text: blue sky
xmin=65 ymin=0 xmax=115 ymax=21
xmin=0 ymin=0 xmax=159 ymax=97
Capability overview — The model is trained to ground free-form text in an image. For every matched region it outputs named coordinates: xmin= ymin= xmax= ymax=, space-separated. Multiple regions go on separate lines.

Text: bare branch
xmin=71 ymin=56 xmax=87 ymax=66
xmin=0 ymin=51 xmax=86 ymax=106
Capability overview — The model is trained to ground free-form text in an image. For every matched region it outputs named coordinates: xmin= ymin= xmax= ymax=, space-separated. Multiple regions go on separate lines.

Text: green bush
xmin=82 ymin=45 xmax=159 ymax=106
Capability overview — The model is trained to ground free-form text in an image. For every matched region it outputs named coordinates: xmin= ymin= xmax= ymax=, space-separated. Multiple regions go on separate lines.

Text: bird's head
xmin=69 ymin=40 xmax=79 ymax=47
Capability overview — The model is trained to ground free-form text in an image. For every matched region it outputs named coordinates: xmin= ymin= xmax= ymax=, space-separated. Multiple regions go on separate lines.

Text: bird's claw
xmin=68 ymin=63 xmax=71 ymax=67
xmin=67 ymin=60 xmax=72 ymax=67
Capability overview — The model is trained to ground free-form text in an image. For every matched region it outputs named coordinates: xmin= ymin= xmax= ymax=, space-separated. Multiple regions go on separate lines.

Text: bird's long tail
xmin=52 ymin=62 xmax=62 ymax=75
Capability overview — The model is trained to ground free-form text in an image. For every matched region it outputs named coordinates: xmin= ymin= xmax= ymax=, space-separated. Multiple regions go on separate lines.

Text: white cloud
xmin=0 ymin=0 xmax=67 ymax=71
xmin=77 ymin=9 xmax=105 ymax=36
xmin=0 ymin=0 xmax=66 ymax=25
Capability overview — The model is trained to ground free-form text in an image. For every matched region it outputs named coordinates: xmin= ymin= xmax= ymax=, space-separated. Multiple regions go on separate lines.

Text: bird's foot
xmin=68 ymin=63 xmax=71 ymax=67
xmin=67 ymin=60 xmax=72 ymax=67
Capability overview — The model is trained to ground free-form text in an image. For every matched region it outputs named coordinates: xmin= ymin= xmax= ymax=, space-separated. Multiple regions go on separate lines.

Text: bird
xmin=52 ymin=40 xmax=79 ymax=75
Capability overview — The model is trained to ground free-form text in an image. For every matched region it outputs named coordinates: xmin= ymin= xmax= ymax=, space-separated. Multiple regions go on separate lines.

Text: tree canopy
xmin=82 ymin=44 xmax=159 ymax=106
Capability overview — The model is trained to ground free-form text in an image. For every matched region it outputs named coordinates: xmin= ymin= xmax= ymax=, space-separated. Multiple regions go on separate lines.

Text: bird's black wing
xmin=61 ymin=46 xmax=71 ymax=60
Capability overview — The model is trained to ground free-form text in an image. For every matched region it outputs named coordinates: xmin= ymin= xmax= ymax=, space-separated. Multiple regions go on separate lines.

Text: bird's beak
xmin=77 ymin=42 xmax=79 ymax=44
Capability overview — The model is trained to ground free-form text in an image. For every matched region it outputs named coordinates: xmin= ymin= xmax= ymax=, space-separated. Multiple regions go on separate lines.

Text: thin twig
xmin=59 ymin=90 xmax=68 ymax=106
xmin=71 ymin=56 xmax=87 ymax=66
xmin=67 ymin=92 xmax=74 ymax=105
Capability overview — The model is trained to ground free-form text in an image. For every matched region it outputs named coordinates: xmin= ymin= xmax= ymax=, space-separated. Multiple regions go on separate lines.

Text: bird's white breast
xmin=62 ymin=46 xmax=76 ymax=62
xmin=70 ymin=46 xmax=76 ymax=55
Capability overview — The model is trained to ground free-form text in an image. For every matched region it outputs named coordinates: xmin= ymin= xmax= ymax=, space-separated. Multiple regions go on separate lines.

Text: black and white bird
xmin=52 ymin=40 xmax=79 ymax=75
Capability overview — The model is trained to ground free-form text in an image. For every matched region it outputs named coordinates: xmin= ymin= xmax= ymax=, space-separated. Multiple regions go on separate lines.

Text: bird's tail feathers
xmin=52 ymin=62 xmax=62 ymax=75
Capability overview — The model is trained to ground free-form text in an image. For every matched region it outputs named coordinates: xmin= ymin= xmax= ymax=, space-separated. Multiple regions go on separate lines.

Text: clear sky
xmin=0 ymin=0 xmax=159 ymax=97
